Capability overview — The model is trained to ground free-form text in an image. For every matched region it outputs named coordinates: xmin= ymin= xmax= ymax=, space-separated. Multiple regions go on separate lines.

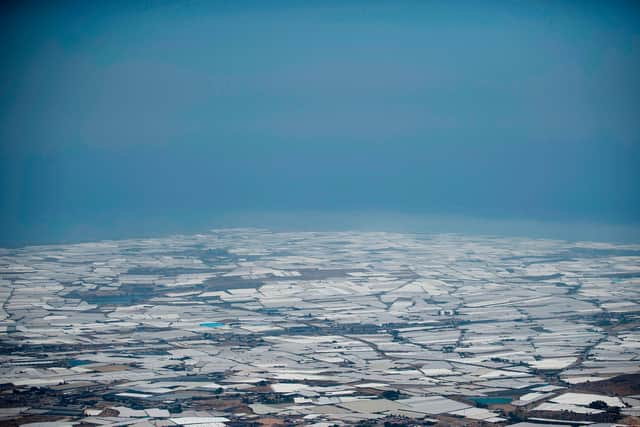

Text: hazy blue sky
xmin=1 ymin=0 xmax=639 ymax=245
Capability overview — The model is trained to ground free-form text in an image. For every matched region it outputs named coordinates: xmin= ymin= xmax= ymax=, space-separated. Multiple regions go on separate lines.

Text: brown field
xmin=572 ymin=373 xmax=640 ymax=396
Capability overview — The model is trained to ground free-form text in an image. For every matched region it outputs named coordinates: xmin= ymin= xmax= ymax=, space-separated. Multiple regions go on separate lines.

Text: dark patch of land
xmin=65 ymin=284 xmax=155 ymax=306
xmin=572 ymin=373 xmax=640 ymax=396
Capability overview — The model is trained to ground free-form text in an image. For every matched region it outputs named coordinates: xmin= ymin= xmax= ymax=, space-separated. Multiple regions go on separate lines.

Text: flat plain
xmin=1 ymin=229 xmax=639 ymax=426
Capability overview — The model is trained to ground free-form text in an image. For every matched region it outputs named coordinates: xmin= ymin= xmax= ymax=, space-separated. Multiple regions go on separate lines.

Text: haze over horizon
xmin=1 ymin=0 xmax=639 ymax=246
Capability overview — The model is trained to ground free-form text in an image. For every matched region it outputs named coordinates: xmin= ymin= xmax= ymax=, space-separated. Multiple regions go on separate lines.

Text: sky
xmin=1 ymin=0 xmax=639 ymax=246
